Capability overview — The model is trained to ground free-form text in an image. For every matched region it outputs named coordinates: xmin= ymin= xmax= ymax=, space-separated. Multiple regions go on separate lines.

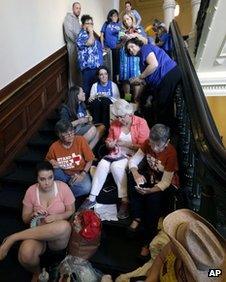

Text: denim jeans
xmin=82 ymin=68 xmax=97 ymax=100
xmin=128 ymin=172 xmax=165 ymax=245
xmin=54 ymin=168 xmax=92 ymax=197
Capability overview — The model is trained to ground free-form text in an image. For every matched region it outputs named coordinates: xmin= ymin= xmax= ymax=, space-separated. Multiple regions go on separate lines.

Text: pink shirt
xmin=106 ymin=115 xmax=150 ymax=146
xmin=23 ymin=181 xmax=75 ymax=215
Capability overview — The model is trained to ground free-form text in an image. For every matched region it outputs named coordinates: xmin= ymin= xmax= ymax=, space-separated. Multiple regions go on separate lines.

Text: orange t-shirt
xmin=142 ymin=141 xmax=179 ymax=188
xmin=46 ymin=135 xmax=94 ymax=175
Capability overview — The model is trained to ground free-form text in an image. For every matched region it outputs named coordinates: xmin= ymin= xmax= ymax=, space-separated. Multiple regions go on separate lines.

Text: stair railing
xmin=170 ymin=20 xmax=226 ymax=236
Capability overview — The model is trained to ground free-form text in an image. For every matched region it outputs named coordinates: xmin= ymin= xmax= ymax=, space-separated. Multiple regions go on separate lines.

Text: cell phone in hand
xmin=135 ymin=183 xmax=147 ymax=189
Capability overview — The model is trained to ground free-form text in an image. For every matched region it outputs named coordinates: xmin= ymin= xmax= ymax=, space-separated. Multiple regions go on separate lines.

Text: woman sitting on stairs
xmin=0 ymin=161 xmax=75 ymax=282
xmin=79 ymin=99 xmax=150 ymax=219
xmin=60 ymin=85 xmax=105 ymax=149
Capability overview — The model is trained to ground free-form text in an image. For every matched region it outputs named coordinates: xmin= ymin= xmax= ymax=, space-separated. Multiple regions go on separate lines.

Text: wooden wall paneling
xmin=2 ymin=110 xmax=27 ymax=154
xmin=0 ymin=46 xmax=68 ymax=175
xmin=26 ymin=87 xmax=45 ymax=126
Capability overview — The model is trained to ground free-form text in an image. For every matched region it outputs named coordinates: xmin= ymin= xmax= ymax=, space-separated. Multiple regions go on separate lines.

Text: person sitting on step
xmin=79 ymin=99 xmax=150 ymax=219
xmin=0 ymin=161 xmax=75 ymax=282
xmin=60 ymin=85 xmax=105 ymax=149
xmin=128 ymin=124 xmax=179 ymax=260
xmin=46 ymin=119 xmax=94 ymax=198
xmin=88 ymin=66 xmax=120 ymax=128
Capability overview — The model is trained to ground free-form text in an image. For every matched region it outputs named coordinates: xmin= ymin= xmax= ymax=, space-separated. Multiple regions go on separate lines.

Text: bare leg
xmin=83 ymin=126 xmax=97 ymax=145
xmin=18 ymin=239 xmax=46 ymax=279
xmin=0 ymin=220 xmax=71 ymax=261
xmin=88 ymin=124 xmax=105 ymax=149
xmin=123 ymin=81 xmax=130 ymax=95
xmin=133 ymin=84 xmax=144 ymax=103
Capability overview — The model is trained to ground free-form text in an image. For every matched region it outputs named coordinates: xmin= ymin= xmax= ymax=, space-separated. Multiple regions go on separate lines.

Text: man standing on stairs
xmin=63 ymin=2 xmax=82 ymax=89
xmin=46 ymin=119 xmax=94 ymax=197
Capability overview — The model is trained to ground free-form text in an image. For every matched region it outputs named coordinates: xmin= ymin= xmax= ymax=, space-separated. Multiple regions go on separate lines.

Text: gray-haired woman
xmin=128 ymin=124 xmax=179 ymax=259
xmin=79 ymin=99 xmax=150 ymax=219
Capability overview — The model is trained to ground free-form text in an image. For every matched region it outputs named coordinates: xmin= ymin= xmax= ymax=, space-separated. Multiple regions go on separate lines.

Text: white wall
xmin=67 ymin=0 xmax=116 ymax=35
xmin=0 ymin=0 xmax=118 ymax=90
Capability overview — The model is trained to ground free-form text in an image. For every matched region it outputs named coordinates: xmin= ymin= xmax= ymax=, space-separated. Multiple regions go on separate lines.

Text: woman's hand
xmin=135 ymin=185 xmax=162 ymax=195
xmin=117 ymin=140 xmax=131 ymax=148
xmin=32 ymin=209 xmax=48 ymax=218
xmin=44 ymin=214 xmax=60 ymax=223
xmin=133 ymin=171 xmax=146 ymax=186
xmin=106 ymin=139 xmax=117 ymax=149
xmin=78 ymin=117 xmax=89 ymax=125
xmin=49 ymin=159 xmax=60 ymax=169
xmin=69 ymin=171 xmax=86 ymax=185
xmin=129 ymin=76 xmax=144 ymax=85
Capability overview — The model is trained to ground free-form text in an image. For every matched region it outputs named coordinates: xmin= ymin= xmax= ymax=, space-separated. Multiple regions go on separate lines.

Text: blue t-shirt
xmin=76 ymin=29 xmax=103 ymax=70
xmin=96 ymin=81 xmax=113 ymax=97
xmin=159 ymin=33 xmax=172 ymax=53
xmin=76 ymin=103 xmax=87 ymax=118
xmin=60 ymin=103 xmax=87 ymax=121
xmin=139 ymin=44 xmax=176 ymax=87
xmin=101 ymin=22 xmax=121 ymax=49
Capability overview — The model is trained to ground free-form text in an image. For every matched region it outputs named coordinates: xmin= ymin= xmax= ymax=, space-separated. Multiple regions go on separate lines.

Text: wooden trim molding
xmin=0 ymin=46 xmax=68 ymax=175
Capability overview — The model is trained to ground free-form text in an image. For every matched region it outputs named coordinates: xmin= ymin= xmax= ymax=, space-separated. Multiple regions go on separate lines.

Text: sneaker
xmin=117 ymin=202 xmax=129 ymax=219
xmin=78 ymin=198 xmax=97 ymax=211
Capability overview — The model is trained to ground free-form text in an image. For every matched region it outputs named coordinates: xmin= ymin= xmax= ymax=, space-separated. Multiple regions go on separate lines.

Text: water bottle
xmin=38 ymin=268 xmax=49 ymax=282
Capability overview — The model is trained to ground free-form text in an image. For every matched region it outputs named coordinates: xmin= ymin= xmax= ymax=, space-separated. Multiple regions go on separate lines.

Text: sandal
xmin=138 ymin=246 xmax=151 ymax=262
xmin=127 ymin=218 xmax=141 ymax=233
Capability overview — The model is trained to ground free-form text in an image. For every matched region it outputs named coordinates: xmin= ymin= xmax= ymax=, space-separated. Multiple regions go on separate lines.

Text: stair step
xmin=28 ymin=134 xmax=55 ymax=149
xmin=0 ymin=167 xmax=36 ymax=187
xmin=39 ymin=120 xmax=56 ymax=135
xmin=47 ymin=110 xmax=60 ymax=122
xmin=91 ymin=226 xmax=142 ymax=275
xmin=15 ymin=148 xmax=46 ymax=166
xmin=0 ymin=187 xmax=25 ymax=211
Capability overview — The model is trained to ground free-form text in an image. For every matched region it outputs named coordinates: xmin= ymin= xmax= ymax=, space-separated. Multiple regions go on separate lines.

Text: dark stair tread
xmin=102 ymin=217 xmax=131 ymax=229
xmin=0 ymin=187 xmax=25 ymax=211
xmin=1 ymin=167 xmax=36 ymax=186
xmin=90 ymin=228 xmax=141 ymax=274
xmin=15 ymin=149 xmax=46 ymax=165
xmin=28 ymin=134 xmax=56 ymax=148
xmin=39 ymin=120 xmax=56 ymax=134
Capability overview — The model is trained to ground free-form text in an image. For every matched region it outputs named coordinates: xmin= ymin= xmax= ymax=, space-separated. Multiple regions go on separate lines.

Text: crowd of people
xmin=0 ymin=2 xmax=206 ymax=281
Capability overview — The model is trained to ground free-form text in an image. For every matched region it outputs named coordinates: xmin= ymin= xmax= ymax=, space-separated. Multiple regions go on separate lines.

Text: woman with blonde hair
xmin=118 ymin=12 xmax=147 ymax=102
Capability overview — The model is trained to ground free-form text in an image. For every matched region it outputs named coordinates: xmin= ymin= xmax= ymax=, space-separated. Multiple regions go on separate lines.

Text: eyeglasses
xmin=149 ymin=139 xmax=169 ymax=151
xmin=60 ymin=131 xmax=74 ymax=138
xmin=84 ymin=22 xmax=93 ymax=25
xmin=117 ymin=114 xmax=126 ymax=119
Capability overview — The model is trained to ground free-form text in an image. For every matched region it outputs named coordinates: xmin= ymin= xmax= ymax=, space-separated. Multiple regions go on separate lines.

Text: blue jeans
xmin=54 ymin=168 xmax=92 ymax=197
xmin=82 ymin=68 xmax=97 ymax=99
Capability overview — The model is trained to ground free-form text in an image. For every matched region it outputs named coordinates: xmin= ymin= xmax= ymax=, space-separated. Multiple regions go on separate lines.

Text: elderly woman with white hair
xmin=79 ymin=99 xmax=150 ymax=219
xmin=128 ymin=124 xmax=179 ymax=259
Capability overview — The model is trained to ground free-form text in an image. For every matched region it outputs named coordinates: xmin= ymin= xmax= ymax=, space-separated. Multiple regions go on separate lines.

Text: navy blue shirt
xmin=139 ymin=44 xmax=176 ymax=87
xmin=60 ymin=103 xmax=87 ymax=121
xmin=159 ymin=33 xmax=172 ymax=53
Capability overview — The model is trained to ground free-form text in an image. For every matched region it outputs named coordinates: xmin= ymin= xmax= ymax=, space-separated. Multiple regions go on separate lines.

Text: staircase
xmin=0 ymin=110 xmax=143 ymax=281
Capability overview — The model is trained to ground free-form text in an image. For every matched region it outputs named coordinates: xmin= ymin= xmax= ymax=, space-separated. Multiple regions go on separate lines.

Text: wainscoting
xmin=0 ymin=46 xmax=68 ymax=175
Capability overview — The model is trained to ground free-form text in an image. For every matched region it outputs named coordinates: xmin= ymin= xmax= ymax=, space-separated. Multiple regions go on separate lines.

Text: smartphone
xmin=135 ymin=185 xmax=144 ymax=190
